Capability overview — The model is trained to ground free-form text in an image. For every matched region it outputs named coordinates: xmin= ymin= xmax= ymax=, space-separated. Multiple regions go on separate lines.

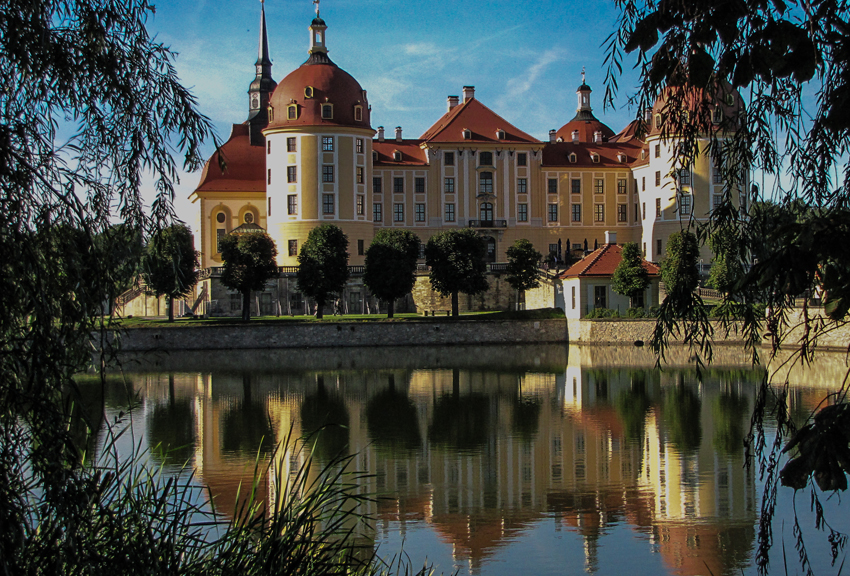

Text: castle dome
xmin=265 ymin=14 xmax=370 ymax=131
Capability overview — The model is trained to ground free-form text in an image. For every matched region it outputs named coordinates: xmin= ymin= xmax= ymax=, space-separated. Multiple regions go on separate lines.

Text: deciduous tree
xmin=612 ymin=242 xmax=650 ymax=308
xmin=364 ymin=229 xmax=420 ymax=318
xmin=220 ymin=231 xmax=279 ymax=321
xmin=141 ymin=224 xmax=200 ymax=322
xmin=424 ymin=229 xmax=489 ymax=317
xmin=297 ymin=224 xmax=349 ymax=319
xmin=505 ymin=239 xmax=541 ymax=309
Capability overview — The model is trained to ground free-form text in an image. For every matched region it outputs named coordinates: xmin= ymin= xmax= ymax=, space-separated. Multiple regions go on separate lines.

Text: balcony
xmin=467 ymin=220 xmax=507 ymax=228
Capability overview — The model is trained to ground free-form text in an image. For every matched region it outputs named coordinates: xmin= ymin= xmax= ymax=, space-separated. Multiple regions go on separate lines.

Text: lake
xmin=83 ymin=344 xmax=849 ymax=575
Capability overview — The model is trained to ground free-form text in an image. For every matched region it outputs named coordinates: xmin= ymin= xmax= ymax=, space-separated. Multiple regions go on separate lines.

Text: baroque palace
xmin=189 ymin=5 xmax=747 ymax=315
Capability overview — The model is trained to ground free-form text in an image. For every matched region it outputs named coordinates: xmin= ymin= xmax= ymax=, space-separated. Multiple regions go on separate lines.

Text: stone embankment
xmin=567 ymin=318 xmax=750 ymax=345
xmin=114 ymin=318 xmax=567 ymax=352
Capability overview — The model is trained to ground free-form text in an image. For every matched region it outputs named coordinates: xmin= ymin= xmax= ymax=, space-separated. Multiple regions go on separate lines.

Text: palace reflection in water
xmin=86 ymin=345 xmax=845 ymax=576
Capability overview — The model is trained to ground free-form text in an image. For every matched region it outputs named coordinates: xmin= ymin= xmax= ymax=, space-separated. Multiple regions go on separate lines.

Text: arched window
xmin=479 ymin=202 xmax=494 ymax=222
xmin=479 ymin=172 xmax=493 ymax=195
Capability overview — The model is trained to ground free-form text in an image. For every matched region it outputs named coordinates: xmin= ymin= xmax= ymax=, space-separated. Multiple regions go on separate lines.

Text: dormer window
xmin=305 ymin=86 xmax=314 ymax=99
xmin=462 ymin=128 xmax=471 ymax=140
xmin=640 ymin=149 xmax=646 ymax=160
xmin=591 ymin=153 xmax=600 ymax=163
xmin=321 ymin=103 xmax=333 ymax=119
xmin=654 ymin=114 xmax=662 ymax=129
xmin=268 ymin=105 xmax=274 ymax=121
xmin=569 ymin=153 xmax=577 ymax=163
xmin=725 ymin=93 xmax=734 ymax=106
xmin=496 ymin=129 xmax=506 ymax=140
xmin=354 ymin=105 xmax=363 ymax=122
xmin=479 ymin=151 xmax=493 ymax=166
xmin=617 ymin=153 xmax=627 ymax=163
xmin=572 ymin=130 xmax=579 ymax=143
xmin=287 ymin=105 xmax=298 ymax=120
xmin=712 ymin=107 xmax=723 ymax=124
xmin=393 ymin=150 xmax=402 ymax=162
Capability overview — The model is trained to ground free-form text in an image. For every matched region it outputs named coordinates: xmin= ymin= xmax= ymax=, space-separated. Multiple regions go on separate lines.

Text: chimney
xmin=447 ymin=95 xmax=460 ymax=111
xmin=605 ymin=231 xmax=617 ymax=245
xmin=549 ymin=129 xmax=556 ymax=143
xmin=377 ymin=126 xmax=385 ymax=142
xmin=395 ymin=126 xmax=402 ymax=141
xmin=572 ymin=130 xmax=579 ymax=144
xmin=593 ymin=131 xmax=602 ymax=143
xmin=462 ymin=86 xmax=475 ymax=102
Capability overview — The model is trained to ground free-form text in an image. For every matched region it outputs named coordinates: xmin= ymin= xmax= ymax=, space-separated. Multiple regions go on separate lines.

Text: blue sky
xmin=147 ymin=0 xmax=641 ymax=223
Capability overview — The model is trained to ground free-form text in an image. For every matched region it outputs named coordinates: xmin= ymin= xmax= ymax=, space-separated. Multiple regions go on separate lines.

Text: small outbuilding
xmin=559 ymin=231 xmax=661 ymax=319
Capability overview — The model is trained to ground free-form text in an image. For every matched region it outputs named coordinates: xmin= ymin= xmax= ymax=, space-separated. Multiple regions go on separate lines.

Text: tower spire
xmin=247 ymin=0 xmax=277 ymax=145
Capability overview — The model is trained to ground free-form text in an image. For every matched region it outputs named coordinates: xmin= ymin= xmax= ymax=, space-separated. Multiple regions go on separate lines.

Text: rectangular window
xmin=657 ymin=239 xmax=662 ymax=256
xmin=617 ymin=204 xmax=627 ymax=222
xmin=287 ymin=106 xmax=297 ymax=120
xmin=393 ymin=177 xmax=404 ymax=194
xmin=322 ymin=136 xmax=334 ymax=151
xmin=373 ymin=203 xmax=382 ymax=222
xmin=517 ymin=152 xmax=527 ymax=166
xmin=415 ymin=203 xmax=425 ymax=222
xmin=287 ymin=165 xmax=297 ymax=183
xmin=373 ymin=177 xmax=382 ymax=194
xmin=594 ymin=204 xmax=604 ymax=222
xmin=479 ymin=172 xmax=493 ymax=194
xmin=267 ymin=169 xmax=271 ymax=185
xmin=287 ymin=137 xmax=296 ymax=152
xmin=548 ymin=203 xmax=558 ymax=222
xmin=679 ymin=168 xmax=691 ymax=185
xmin=287 ymin=194 xmax=297 ymax=215
xmin=549 ymin=243 xmax=559 ymax=257
xmin=642 ymin=202 xmax=646 ymax=220
xmin=679 ymin=194 xmax=691 ymax=215
xmin=356 ymin=138 xmax=364 ymax=153
xmin=572 ymin=203 xmax=581 ymax=222
xmin=323 ymin=194 xmax=335 ymax=214
xmin=355 ymin=166 xmax=364 ymax=184
xmin=445 ymin=203 xmax=455 ymax=222
xmin=444 ymin=151 xmax=455 ymax=166
xmin=641 ymin=176 xmax=645 ymax=191
xmin=393 ymin=203 xmax=404 ymax=222
xmin=216 ymin=228 xmax=226 ymax=253
xmin=654 ymin=144 xmax=660 ymax=158
xmin=357 ymin=239 xmax=364 ymax=256
xmin=321 ymin=104 xmax=333 ymax=119
xmin=594 ymin=178 xmax=604 ymax=194
xmin=655 ymin=198 xmax=661 ymax=218
xmin=548 ymin=178 xmax=558 ymax=194
xmin=356 ymin=195 xmax=365 ymax=216
xmin=230 ymin=293 xmax=241 ymax=312
xmin=713 ymin=194 xmax=722 ymax=209
xmin=594 ymin=285 xmax=607 ymax=309
xmin=415 ymin=177 xmax=425 ymax=194
xmin=479 ymin=151 xmax=493 ymax=166
xmin=517 ymin=178 xmax=527 ymax=194
xmin=571 ymin=286 xmax=576 ymax=309
xmin=444 ymin=177 xmax=455 ymax=193
xmin=713 ymin=159 xmax=723 ymax=184
xmin=518 ymin=203 xmax=528 ymax=222
xmin=267 ymin=140 xmax=271 ymax=154
xmin=288 ymin=239 xmax=298 ymax=256
xmin=322 ymin=165 xmax=334 ymax=182
xmin=617 ymin=178 xmax=627 ymax=194
xmin=571 ymin=179 xmax=581 ymax=195
xmin=655 ymin=171 xmax=661 ymax=186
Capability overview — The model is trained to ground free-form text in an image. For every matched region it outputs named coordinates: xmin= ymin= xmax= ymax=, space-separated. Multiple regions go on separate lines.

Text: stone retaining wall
xmin=567 ymin=318 xmax=750 ymax=345
xmin=114 ymin=318 xmax=567 ymax=352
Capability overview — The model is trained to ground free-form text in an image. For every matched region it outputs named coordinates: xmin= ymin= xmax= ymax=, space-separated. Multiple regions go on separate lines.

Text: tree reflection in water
xmin=221 ymin=374 xmax=273 ymax=457
xmin=300 ymin=374 xmax=350 ymax=461
xmin=615 ymin=372 xmax=652 ymax=444
xmin=148 ymin=374 xmax=195 ymax=465
xmin=661 ymin=376 xmax=702 ymax=453
xmin=713 ymin=385 xmax=749 ymax=455
xmin=428 ymin=369 xmax=490 ymax=451
xmin=365 ymin=374 xmax=421 ymax=452
xmin=512 ymin=376 xmax=541 ymax=441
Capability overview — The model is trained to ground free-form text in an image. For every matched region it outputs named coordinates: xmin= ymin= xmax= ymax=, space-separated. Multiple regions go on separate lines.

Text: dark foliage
xmin=364 ymin=229 xmax=420 ymax=318
xmin=424 ymin=229 xmax=489 ymax=317
xmin=220 ymin=231 xmax=279 ymax=321
xmin=297 ymin=224 xmax=349 ymax=320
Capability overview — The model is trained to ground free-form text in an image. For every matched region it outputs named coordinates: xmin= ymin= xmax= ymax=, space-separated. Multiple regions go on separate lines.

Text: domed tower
xmin=263 ymin=8 xmax=374 ymax=265
xmin=554 ymin=69 xmax=615 ymax=143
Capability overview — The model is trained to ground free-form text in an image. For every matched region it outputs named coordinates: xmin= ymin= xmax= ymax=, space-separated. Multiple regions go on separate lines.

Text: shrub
xmin=626 ymin=307 xmax=646 ymax=318
xmin=586 ymin=307 xmax=621 ymax=319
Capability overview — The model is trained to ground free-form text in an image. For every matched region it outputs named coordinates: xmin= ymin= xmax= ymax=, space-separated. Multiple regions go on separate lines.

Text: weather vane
xmin=582 ymin=66 xmax=586 ymax=84
xmin=313 ymin=0 xmax=320 ymax=16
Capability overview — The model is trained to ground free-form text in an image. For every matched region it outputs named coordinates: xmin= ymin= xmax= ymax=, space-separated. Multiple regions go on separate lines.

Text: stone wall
xmin=411 ymin=272 xmax=518 ymax=313
xmin=114 ymin=318 xmax=567 ymax=352
xmin=567 ymin=318 xmax=750 ymax=345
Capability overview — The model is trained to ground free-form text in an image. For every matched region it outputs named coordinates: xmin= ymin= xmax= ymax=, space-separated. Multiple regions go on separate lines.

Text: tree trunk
xmin=242 ymin=290 xmax=251 ymax=321
xmin=451 ymin=291 xmax=459 ymax=317
xmin=167 ymin=295 xmax=174 ymax=322
xmin=387 ymin=299 xmax=394 ymax=318
xmin=316 ymin=299 xmax=324 ymax=319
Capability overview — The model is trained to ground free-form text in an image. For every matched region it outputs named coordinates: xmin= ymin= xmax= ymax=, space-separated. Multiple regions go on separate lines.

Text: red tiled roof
xmin=194 ymin=124 xmax=265 ymax=194
xmin=372 ymin=139 xmax=428 ymax=166
xmin=554 ymin=116 xmax=615 ymax=144
xmin=541 ymin=140 xmax=643 ymax=168
xmin=420 ymin=98 xmax=540 ymax=144
xmin=560 ymin=243 xmax=660 ymax=278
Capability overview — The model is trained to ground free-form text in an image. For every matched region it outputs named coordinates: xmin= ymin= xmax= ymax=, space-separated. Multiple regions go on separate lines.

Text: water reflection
xmin=95 ymin=344 xmax=848 ymax=576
